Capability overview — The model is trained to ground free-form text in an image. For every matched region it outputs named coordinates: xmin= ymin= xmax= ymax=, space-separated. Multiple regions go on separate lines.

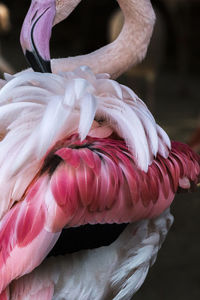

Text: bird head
xmin=20 ymin=0 xmax=81 ymax=73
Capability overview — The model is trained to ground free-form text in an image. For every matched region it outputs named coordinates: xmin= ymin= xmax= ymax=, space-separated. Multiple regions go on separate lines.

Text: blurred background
xmin=1 ymin=0 xmax=200 ymax=299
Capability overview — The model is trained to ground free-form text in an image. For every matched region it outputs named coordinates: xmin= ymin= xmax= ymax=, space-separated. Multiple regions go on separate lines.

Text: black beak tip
xmin=25 ymin=50 xmax=52 ymax=73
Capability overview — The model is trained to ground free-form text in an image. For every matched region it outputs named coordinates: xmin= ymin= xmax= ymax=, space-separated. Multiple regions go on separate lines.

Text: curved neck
xmin=51 ymin=0 xmax=155 ymax=79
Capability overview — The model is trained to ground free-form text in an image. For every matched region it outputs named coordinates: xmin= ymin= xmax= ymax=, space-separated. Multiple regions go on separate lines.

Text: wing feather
xmin=49 ymin=137 xmax=200 ymax=227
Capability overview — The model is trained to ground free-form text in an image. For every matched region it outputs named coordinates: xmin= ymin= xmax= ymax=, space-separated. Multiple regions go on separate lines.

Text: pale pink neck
xmin=51 ymin=0 xmax=155 ymax=79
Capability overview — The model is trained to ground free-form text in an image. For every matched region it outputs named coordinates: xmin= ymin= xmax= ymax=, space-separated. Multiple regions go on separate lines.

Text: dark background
xmin=1 ymin=0 xmax=200 ymax=299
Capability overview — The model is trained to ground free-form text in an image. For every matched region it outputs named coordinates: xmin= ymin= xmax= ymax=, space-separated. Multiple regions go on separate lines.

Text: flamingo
xmin=0 ymin=0 xmax=199 ymax=298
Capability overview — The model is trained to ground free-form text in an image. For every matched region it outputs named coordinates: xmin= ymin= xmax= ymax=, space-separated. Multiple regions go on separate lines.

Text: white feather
xmin=79 ymin=93 xmax=97 ymax=141
xmin=157 ymin=124 xmax=171 ymax=150
xmin=0 ymin=66 xmax=170 ymax=219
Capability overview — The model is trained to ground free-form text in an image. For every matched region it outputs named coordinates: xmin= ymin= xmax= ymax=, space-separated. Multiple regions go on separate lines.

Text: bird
xmin=0 ymin=0 xmax=199 ymax=298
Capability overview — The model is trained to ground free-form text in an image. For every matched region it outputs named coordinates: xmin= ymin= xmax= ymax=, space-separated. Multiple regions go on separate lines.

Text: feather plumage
xmin=8 ymin=209 xmax=173 ymax=300
xmin=0 ymin=67 xmax=199 ymax=295
xmin=0 ymin=66 xmax=170 ymax=218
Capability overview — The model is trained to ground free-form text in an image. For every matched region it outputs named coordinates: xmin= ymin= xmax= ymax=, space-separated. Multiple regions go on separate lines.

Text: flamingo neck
xmin=53 ymin=0 xmax=82 ymax=26
xmin=51 ymin=0 xmax=155 ymax=79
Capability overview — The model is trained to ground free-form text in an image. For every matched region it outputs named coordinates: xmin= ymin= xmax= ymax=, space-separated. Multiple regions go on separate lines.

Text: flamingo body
xmin=0 ymin=0 xmax=199 ymax=297
xmin=8 ymin=210 xmax=174 ymax=300
xmin=0 ymin=67 xmax=199 ymax=294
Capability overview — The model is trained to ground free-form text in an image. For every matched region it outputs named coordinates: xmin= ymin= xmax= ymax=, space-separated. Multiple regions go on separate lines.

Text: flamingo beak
xmin=20 ymin=0 xmax=56 ymax=73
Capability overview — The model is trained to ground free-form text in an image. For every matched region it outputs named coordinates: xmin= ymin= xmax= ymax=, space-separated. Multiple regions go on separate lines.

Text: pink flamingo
xmin=0 ymin=0 xmax=199 ymax=298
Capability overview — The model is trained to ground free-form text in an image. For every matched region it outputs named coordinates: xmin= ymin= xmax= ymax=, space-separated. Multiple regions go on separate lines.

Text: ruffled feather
xmin=0 ymin=66 xmax=170 ymax=219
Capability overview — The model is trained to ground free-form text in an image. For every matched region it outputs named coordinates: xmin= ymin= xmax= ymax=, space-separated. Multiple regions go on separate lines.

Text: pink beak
xmin=20 ymin=0 xmax=56 ymax=73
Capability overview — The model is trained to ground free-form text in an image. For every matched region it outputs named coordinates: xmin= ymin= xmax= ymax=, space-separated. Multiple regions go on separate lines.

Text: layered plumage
xmin=8 ymin=210 xmax=173 ymax=300
xmin=0 ymin=0 xmax=199 ymax=298
xmin=0 ymin=67 xmax=199 ymax=297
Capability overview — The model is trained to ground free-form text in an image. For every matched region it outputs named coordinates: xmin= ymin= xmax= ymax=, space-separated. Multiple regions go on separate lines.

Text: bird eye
xmin=94 ymin=117 xmax=105 ymax=124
